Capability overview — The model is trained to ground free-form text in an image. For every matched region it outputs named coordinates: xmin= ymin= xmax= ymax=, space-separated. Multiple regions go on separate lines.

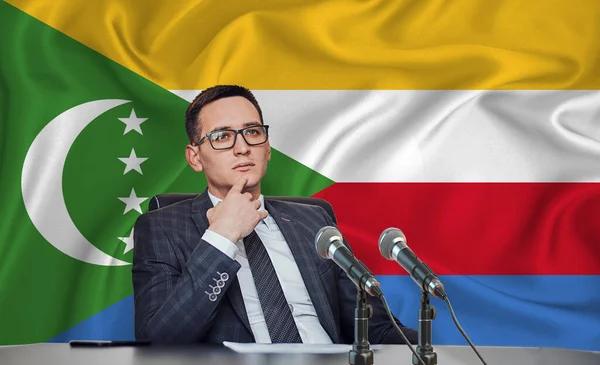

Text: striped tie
xmin=243 ymin=230 xmax=303 ymax=343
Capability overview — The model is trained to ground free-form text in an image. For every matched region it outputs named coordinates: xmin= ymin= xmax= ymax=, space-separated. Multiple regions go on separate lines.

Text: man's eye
xmin=211 ymin=132 xmax=231 ymax=141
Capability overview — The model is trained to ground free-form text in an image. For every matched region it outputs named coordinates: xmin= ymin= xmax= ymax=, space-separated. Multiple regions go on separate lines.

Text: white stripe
xmin=172 ymin=90 xmax=600 ymax=182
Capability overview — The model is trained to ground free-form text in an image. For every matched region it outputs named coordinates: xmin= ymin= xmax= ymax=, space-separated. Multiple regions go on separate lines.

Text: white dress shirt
xmin=201 ymin=191 xmax=333 ymax=344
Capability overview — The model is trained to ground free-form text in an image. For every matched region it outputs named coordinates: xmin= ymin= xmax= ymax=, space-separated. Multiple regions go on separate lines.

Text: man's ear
xmin=185 ymin=145 xmax=204 ymax=172
xmin=267 ymin=143 xmax=271 ymax=162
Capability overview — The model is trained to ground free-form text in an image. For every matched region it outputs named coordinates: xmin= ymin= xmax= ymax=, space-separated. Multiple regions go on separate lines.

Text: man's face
xmin=186 ymin=96 xmax=271 ymax=199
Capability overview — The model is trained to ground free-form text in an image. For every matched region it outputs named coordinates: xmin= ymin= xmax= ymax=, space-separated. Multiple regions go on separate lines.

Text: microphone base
xmin=413 ymin=291 xmax=438 ymax=365
xmin=349 ymin=289 xmax=374 ymax=365
xmin=350 ymin=350 xmax=374 ymax=365
xmin=413 ymin=351 xmax=437 ymax=365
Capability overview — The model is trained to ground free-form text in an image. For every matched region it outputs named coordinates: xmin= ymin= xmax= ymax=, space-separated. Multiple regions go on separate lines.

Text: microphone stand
xmin=413 ymin=291 xmax=438 ymax=365
xmin=349 ymin=289 xmax=374 ymax=365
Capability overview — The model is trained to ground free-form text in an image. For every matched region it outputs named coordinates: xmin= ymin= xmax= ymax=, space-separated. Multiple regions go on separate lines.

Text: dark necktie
xmin=243 ymin=230 xmax=303 ymax=343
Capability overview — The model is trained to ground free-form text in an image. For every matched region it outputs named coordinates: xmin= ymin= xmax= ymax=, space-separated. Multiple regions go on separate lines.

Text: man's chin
xmin=242 ymin=177 xmax=260 ymax=190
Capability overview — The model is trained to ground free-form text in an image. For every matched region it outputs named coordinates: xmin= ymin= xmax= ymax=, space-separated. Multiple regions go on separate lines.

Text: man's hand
xmin=206 ymin=176 xmax=268 ymax=243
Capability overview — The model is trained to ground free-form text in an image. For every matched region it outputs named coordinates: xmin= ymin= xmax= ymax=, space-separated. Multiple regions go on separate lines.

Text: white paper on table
xmin=223 ymin=342 xmax=382 ymax=354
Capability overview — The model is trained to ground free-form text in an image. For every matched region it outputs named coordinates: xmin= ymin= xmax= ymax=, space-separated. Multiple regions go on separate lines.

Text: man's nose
xmin=233 ymin=134 xmax=250 ymax=154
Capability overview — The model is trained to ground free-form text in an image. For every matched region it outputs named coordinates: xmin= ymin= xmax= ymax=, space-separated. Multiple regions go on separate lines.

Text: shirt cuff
xmin=202 ymin=230 xmax=239 ymax=259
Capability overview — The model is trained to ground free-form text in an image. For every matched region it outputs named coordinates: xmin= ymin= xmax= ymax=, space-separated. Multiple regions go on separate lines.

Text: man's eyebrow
xmin=210 ymin=125 xmax=230 ymax=133
xmin=209 ymin=121 xmax=261 ymax=133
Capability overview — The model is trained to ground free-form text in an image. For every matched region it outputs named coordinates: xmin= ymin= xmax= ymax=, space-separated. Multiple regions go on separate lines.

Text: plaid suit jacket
xmin=132 ymin=190 xmax=417 ymax=344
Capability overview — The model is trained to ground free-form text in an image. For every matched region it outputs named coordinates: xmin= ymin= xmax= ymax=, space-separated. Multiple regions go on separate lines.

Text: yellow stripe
xmin=8 ymin=0 xmax=600 ymax=90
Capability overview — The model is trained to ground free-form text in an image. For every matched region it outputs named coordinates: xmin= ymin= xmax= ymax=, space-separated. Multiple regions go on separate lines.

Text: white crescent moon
xmin=22 ymin=100 xmax=132 ymax=266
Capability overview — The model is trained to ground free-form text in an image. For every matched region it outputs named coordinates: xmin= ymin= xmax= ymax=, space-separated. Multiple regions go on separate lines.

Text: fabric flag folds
xmin=1 ymin=0 xmax=599 ymax=351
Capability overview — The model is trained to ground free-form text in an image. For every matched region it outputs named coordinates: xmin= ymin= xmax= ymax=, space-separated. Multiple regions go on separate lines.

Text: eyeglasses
xmin=194 ymin=125 xmax=270 ymax=150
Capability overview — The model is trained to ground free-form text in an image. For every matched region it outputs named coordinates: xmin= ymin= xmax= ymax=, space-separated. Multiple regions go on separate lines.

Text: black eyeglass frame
xmin=193 ymin=125 xmax=270 ymax=150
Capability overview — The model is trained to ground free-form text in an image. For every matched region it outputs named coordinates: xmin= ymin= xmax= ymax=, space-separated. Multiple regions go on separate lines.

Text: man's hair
xmin=185 ymin=85 xmax=264 ymax=144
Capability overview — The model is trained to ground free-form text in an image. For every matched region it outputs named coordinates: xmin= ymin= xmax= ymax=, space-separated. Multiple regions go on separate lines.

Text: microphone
xmin=378 ymin=228 xmax=447 ymax=299
xmin=315 ymin=226 xmax=382 ymax=297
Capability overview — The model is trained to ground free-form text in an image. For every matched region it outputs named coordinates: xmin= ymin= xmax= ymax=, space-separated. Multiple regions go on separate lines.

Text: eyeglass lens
xmin=208 ymin=126 xmax=267 ymax=149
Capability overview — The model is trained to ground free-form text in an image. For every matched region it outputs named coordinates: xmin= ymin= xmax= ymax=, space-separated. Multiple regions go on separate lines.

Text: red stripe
xmin=313 ymin=182 xmax=600 ymax=275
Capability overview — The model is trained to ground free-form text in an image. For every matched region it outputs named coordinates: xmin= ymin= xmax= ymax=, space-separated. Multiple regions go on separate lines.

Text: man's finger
xmin=253 ymin=200 xmax=261 ymax=210
xmin=258 ymin=210 xmax=269 ymax=221
xmin=229 ymin=176 xmax=248 ymax=195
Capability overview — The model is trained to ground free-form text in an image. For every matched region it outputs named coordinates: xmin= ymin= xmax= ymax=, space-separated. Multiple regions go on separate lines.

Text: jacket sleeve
xmin=132 ymin=212 xmax=241 ymax=343
xmin=317 ymin=207 xmax=418 ymax=345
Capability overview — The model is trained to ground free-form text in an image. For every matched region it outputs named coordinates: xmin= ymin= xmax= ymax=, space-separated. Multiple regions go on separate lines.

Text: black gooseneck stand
xmin=349 ymin=289 xmax=374 ymax=365
xmin=413 ymin=291 xmax=438 ymax=365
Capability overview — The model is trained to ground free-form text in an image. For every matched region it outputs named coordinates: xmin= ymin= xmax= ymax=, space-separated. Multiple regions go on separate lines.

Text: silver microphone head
xmin=315 ymin=226 xmax=343 ymax=259
xmin=379 ymin=227 xmax=407 ymax=260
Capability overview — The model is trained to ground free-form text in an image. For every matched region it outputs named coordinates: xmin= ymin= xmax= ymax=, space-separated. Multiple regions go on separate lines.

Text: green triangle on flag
xmin=0 ymin=2 xmax=332 ymax=345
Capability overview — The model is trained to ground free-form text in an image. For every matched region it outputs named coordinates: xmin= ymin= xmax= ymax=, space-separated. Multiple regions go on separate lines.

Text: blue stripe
xmin=377 ymin=275 xmax=600 ymax=351
xmin=47 ymin=276 xmax=600 ymax=351
xmin=47 ymin=295 xmax=134 ymax=342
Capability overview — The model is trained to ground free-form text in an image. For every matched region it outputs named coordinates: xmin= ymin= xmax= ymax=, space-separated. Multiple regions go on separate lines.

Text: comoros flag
xmin=1 ymin=0 xmax=599 ymax=351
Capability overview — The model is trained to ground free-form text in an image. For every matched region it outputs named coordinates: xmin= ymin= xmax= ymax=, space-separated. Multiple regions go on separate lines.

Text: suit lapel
xmin=190 ymin=191 xmax=253 ymax=338
xmin=265 ymin=199 xmax=340 ymax=343
xmin=190 ymin=191 xmax=212 ymax=230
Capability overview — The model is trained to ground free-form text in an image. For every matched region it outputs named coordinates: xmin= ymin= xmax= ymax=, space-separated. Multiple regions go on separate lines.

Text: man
xmin=132 ymin=85 xmax=418 ymax=344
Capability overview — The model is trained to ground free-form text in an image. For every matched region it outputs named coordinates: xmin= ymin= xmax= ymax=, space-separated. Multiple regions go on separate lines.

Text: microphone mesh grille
xmin=315 ymin=226 xmax=343 ymax=258
xmin=379 ymin=227 xmax=406 ymax=260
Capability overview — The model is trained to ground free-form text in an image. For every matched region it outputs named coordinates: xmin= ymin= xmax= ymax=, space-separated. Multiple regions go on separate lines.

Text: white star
xmin=118 ymin=148 xmax=148 ymax=175
xmin=118 ymin=229 xmax=135 ymax=254
xmin=118 ymin=108 xmax=148 ymax=135
xmin=118 ymin=188 xmax=147 ymax=214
